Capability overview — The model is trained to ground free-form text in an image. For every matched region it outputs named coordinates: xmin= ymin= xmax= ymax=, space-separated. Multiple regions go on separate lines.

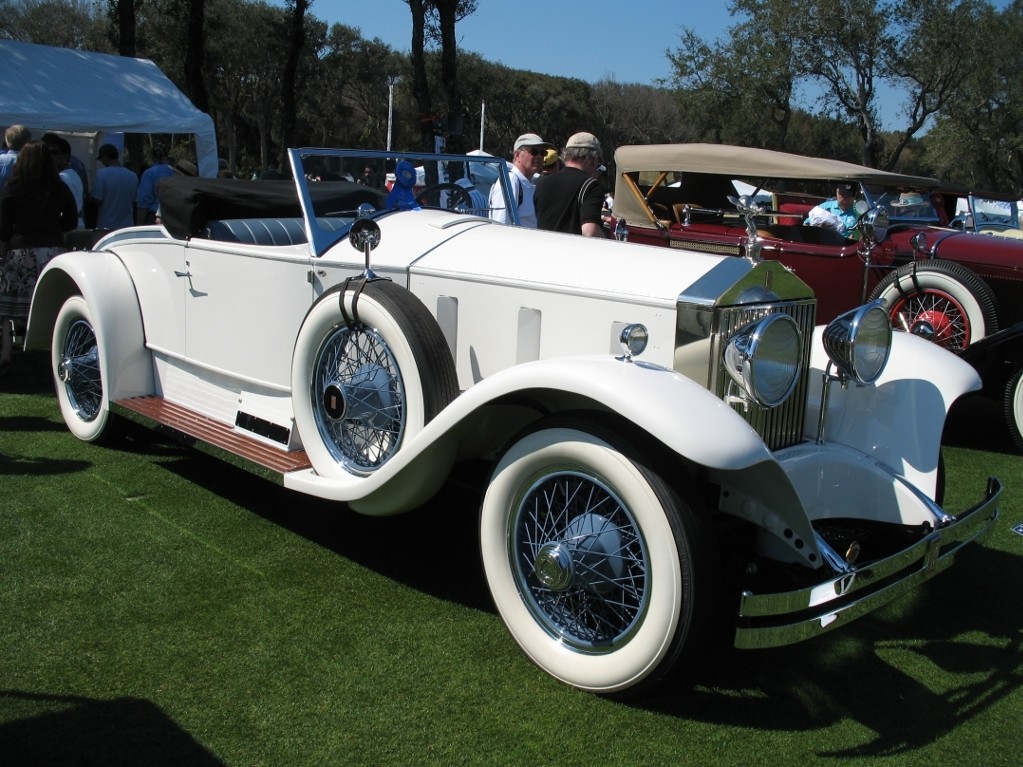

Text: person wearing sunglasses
xmin=488 ymin=133 xmax=552 ymax=228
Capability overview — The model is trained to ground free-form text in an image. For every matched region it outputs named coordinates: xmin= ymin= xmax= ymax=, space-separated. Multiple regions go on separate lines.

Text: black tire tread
xmin=347 ymin=279 xmax=460 ymax=424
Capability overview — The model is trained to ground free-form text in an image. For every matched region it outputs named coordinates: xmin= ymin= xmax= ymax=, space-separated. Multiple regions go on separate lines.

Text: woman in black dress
xmin=0 ymin=140 xmax=78 ymax=371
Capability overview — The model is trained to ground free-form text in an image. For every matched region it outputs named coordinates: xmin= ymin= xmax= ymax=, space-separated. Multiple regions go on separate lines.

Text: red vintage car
xmin=611 ymin=143 xmax=1023 ymax=449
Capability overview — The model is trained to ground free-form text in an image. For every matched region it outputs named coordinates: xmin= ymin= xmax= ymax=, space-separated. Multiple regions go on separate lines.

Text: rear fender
xmin=27 ymin=251 xmax=154 ymax=400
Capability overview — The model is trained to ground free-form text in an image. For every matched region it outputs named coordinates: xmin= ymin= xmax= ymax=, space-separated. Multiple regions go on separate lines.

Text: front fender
xmin=27 ymin=250 xmax=154 ymax=401
xmin=285 ymin=355 xmax=774 ymax=513
xmin=808 ymin=328 xmax=979 ymax=496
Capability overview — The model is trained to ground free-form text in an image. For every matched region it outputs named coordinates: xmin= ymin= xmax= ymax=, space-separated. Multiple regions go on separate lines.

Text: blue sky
xmin=313 ymin=0 xmax=730 ymax=86
xmin=312 ymin=0 xmax=1012 ymax=130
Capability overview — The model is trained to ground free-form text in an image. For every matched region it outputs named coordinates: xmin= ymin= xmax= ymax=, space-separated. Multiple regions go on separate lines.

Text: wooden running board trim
xmin=113 ymin=396 xmax=312 ymax=475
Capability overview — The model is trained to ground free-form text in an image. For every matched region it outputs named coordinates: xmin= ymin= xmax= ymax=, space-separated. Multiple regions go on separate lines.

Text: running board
xmin=113 ymin=396 xmax=312 ymax=480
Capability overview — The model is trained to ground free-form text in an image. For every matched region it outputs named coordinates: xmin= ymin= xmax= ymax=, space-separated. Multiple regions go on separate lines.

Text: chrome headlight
xmin=723 ymin=313 xmax=802 ymax=408
xmin=859 ymin=207 xmax=889 ymax=244
xmin=823 ymin=302 xmax=892 ymax=384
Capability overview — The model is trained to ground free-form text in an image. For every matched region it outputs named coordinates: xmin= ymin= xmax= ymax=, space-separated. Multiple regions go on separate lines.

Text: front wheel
xmin=52 ymin=295 xmax=113 ymax=442
xmin=480 ymin=423 xmax=718 ymax=695
xmin=1004 ymin=367 xmax=1023 ymax=453
xmin=868 ymin=260 xmax=999 ymax=352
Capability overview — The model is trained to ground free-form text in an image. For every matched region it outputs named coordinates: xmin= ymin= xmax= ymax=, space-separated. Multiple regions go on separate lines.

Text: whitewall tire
xmin=292 ymin=279 xmax=458 ymax=478
xmin=52 ymin=295 xmax=112 ymax=443
xmin=869 ymin=260 xmax=999 ymax=352
xmin=480 ymin=423 xmax=717 ymax=695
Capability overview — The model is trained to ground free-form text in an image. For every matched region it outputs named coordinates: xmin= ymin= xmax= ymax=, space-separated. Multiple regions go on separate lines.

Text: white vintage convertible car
xmin=27 ymin=148 xmax=1001 ymax=696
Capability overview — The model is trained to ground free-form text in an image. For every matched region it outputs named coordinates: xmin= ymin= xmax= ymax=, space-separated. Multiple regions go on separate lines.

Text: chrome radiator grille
xmin=711 ymin=299 xmax=816 ymax=450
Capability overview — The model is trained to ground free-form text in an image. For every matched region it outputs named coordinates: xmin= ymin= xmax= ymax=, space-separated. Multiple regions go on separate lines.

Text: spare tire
xmin=868 ymin=260 xmax=999 ymax=352
xmin=291 ymin=279 xmax=459 ymax=478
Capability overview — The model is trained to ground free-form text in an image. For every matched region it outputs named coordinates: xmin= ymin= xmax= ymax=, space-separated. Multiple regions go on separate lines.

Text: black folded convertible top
xmin=156 ymin=176 xmax=388 ymax=240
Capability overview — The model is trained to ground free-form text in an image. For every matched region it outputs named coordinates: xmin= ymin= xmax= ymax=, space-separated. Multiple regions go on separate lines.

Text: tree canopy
xmin=2 ymin=0 xmax=1020 ymax=193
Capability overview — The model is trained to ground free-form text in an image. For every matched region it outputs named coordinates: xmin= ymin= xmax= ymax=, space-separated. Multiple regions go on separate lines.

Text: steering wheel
xmin=414 ymin=182 xmax=475 ymax=211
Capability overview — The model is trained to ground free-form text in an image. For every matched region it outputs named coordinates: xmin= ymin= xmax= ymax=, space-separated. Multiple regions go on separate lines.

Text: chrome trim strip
xmin=734 ymin=477 xmax=1001 ymax=649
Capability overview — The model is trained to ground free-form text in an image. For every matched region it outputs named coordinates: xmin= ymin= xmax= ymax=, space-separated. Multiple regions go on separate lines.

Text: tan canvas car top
xmin=612 ymin=143 xmax=939 ymax=226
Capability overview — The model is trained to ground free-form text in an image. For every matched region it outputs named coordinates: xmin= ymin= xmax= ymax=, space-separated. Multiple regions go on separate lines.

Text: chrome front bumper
xmin=734 ymin=476 xmax=1002 ymax=649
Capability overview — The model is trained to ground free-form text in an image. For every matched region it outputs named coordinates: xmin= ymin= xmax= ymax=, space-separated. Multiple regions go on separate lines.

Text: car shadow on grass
xmin=638 ymin=540 xmax=1023 ymax=756
xmin=88 ymin=404 xmax=1022 ymax=756
xmin=0 ymin=690 xmax=224 ymax=766
xmin=944 ymin=391 xmax=1019 ymax=454
xmin=147 ymin=426 xmax=495 ymax=613
xmin=0 ymin=350 xmax=54 ymax=396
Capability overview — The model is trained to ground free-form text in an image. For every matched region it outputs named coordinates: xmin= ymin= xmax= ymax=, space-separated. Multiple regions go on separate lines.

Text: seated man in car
xmin=804 ymin=182 xmax=861 ymax=238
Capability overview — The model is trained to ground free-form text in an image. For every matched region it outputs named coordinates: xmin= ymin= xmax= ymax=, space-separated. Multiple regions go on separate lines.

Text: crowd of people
xmin=488 ymin=130 xmax=611 ymax=237
xmin=0 ymin=125 xmax=202 ymax=374
xmin=0 ymin=122 xmax=616 ymax=374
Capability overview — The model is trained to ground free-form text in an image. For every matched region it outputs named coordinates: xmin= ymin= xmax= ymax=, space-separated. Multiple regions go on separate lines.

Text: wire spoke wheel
xmin=58 ymin=317 xmax=103 ymax=421
xmin=312 ymin=322 xmax=406 ymax=473
xmin=292 ymin=279 xmax=459 ymax=481
xmin=514 ymin=471 xmax=648 ymax=650
xmin=481 ymin=423 xmax=718 ymax=695
xmin=886 ymin=289 xmax=970 ymax=351
xmin=869 ymin=260 xmax=999 ymax=352
xmin=52 ymin=295 xmax=114 ymax=443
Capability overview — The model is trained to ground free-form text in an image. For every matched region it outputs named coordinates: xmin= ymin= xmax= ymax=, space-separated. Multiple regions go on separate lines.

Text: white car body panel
xmin=25 ymin=147 xmax=1001 ymax=674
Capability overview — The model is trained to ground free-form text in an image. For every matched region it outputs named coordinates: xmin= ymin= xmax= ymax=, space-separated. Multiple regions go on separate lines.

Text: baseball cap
xmin=836 ymin=183 xmax=856 ymax=195
xmin=514 ymin=133 xmax=553 ymax=151
xmin=566 ymin=132 xmax=601 ymax=151
xmin=543 ymin=148 xmax=560 ymax=167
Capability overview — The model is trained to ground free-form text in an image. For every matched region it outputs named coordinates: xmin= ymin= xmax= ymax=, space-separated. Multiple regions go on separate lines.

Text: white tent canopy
xmin=0 ymin=40 xmax=217 ymax=178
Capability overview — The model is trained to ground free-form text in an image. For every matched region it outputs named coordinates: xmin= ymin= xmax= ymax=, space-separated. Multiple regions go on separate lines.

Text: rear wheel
xmin=869 ymin=260 xmax=999 ymax=352
xmin=52 ymin=295 xmax=113 ymax=443
xmin=480 ymin=423 xmax=718 ymax=695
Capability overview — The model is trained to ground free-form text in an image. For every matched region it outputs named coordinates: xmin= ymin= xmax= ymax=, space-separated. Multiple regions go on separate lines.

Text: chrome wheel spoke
xmin=513 ymin=472 xmax=648 ymax=650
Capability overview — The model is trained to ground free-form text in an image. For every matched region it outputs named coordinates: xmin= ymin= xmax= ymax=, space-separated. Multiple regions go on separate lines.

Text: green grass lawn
xmin=2 ymin=351 xmax=1021 ymax=766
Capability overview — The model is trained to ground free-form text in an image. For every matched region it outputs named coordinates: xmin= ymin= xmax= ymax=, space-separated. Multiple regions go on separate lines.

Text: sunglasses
xmin=522 ymin=147 xmax=544 ymax=157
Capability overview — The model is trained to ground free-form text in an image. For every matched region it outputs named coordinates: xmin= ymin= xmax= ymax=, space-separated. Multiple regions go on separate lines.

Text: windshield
xmin=958 ymin=195 xmax=1022 ymax=230
xmin=289 ymin=148 xmax=515 ymax=256
xmin=867 ymin=187 xmax=942 ymax=225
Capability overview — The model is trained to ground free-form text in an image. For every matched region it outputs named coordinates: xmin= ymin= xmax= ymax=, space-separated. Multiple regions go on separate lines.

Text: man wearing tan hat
xmin=535 ymin=132 xmax=606 ymax=237
xmin=488 ymin=132 xmax=552 ymax=227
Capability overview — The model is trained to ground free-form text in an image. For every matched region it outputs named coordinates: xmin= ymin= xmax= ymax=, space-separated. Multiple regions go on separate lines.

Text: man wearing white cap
xmin=535 ymin=132 xmax=607 ymax=237
xmin=488 ymin=132 xmax=552 ymax=227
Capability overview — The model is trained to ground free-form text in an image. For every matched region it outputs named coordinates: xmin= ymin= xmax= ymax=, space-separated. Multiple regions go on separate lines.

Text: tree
xmin=788 ymin=0 xmax=893 ymax=167
xmin=0 ymin=0 xmax=107 ymax=49
xmin=109 ymin=0 xmax=137 ymax=56
xmin=183 ymin=0 xmax=209 ymax=112
xmin=923 ymin=0 xmax=1023 ymax=193
xmin=404 ymin=0 xmax=477 ymax=153
xmin=667 ymin=2 xmax=800 ymax=150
